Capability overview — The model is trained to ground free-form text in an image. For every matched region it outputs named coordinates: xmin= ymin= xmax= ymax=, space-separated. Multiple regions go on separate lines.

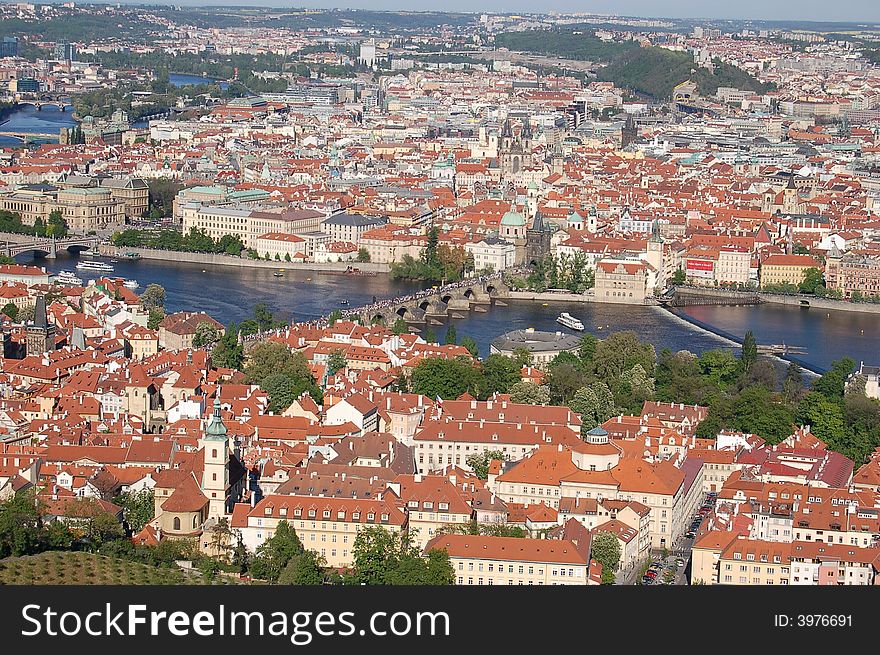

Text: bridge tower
xmin=26 ymin=295 xmax=56 ymax=356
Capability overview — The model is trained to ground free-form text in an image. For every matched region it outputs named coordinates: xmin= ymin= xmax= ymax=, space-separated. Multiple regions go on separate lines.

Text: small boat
xmin=556 ymin=312 xmax=585 ymax=331
xmin=54 ymin=270 xmax=83 ymax=285
xmin=76 ymin=261 xmax=114 ymax=272
xmin=273 ymin=271 xmax=284 ymax=277
xmin=541 ymin=302 xmax=549 ymax=307
xmin=123 ymin=279 xmax=139 ymax=289
xmin=340 ymin=299 xmax=349 ymax=305
xmin=306 ymin=277 xmax=312 ymax=281
xmin=110 ymin=258 xmax=119 ymax=263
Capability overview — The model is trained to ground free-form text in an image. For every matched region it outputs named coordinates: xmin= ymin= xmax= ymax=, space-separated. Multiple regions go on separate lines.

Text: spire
xmin=205 ymin=387 xmax=228 ymax=440
xmin=33 ymin=294 xmax=48 ymax=329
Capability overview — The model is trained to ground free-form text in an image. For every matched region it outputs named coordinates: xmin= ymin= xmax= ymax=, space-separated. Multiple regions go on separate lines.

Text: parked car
xmin=676 ymin=558 xmax=686 ymax=567
xmin=685 ymin=531 xmax=696 ymax=539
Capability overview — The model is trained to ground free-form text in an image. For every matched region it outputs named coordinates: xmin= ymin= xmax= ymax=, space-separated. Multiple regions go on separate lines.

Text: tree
xmin=579 ymin=333 xmax=598 ymax=364
xmin=278 ymin=549 xmax=327 ymax=585
xmin=546 ymin=361 xmax=585 ymax=405
xmin=192 ymin=321 xmax=220 ymax=348
xmin=328 ymin=310 xmax=342 ymax=326
xmin=671 ymin=268 xmax=685 ymax=285
xmin=356 ymin=247 xmax=371 ymax=263
xmin=591 ymin=531 xmax=621 ymax=585
xmin=508 ymin=381 xmax=551 ymax=405
xmin=570 ymin=382 xmax=616 ymax=431
xmin=86 ymin=510 xmax=125 ymax=547
xmin=465 ymin=450 xmax=505 ymax=480
xmin=799 ymin=267 xmax=824 ymax=294
xmin=592 ymin=331 xmax=655 ymax=380
xmin=140 ymin=283 xmax=166 ymax=311
xmin=243 ymin=342 xmax=298 ymax=384
xmin=46 ymin=210 xmax=68 ymax=238
xmin=33 ymin=216 xmax=46 ymax=237
xmin=207 ymin=517 xmax=235 ymax=562
xmin=813 ymin=357 xmax=855 ymax=400
xmin=262 ymin=373 xmax=300 ymax=414
xmin=327 ymin=349 xmax=347 ymax=376
xmin=250 ymin=521 xmax=303 ymax=583
xmin=147 ymin=308 xmax=165 ymax=330
xmin=782 ymin=362 xmax=806 ymax=405
xmin=392 ymin=317 xmax=409 ymax=335
xmin=410 ymin=356 xmax=482 ymax=399
xmin=480 ymin=354 xmax=520 ymax=398
xmin=113 ymin=489 xmax=154 ymax=533
xmin=797 ymin=392 xmax=846 ymax=447
xmin=460 ymin=335 xmax=479 ymax=358
xmin=511 ymin=346 xmax=532 ymax=369
xmin=698 ymin=349 xmax=741 ymax=387
xmin=211 ymin=322 xmax=244 ymax=370
xmin=741 ymin=331 xmax=758 ymax=372
xmin=348 ymin=526 xmax=454 ymax=585
xmin=423 ymin=328 xmax=438 ymax=344
xmin=0 ymin=490 xmax=43 ymax=558
xmin=17 ymin=303 xmax=35 ymax=323
xmin=253 ymin=302 xmax=277 ymax=332
xmin=245 ymin=344 xmax=322 ymax=405
xmin=1 ymin=302 xmax=18 ymax=320
xmin=444 ymin=323 xmax=457 ymax=345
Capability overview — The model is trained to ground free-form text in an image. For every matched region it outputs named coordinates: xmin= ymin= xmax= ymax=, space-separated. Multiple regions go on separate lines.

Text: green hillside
xmin=0 ymin=551 xmax=242 ymax=585
xmin=596 ymin=46 xmax=775 ymax=99
xmin=495 ymin=30 xmax=774 ymax=100
xmin=495 ymin=30 xmax=638 ymax=62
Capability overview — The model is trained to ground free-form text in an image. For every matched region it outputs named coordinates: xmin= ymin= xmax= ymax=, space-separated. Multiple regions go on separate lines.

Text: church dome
xmin=501 ymin=207 xmax=525 ymax=227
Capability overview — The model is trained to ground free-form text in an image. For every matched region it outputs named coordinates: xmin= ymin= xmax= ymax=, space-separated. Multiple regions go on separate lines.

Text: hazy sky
xmin=154 ymin=1 xmax=880 ymax=23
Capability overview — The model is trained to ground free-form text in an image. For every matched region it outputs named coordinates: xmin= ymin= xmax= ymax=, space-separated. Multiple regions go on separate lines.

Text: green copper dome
xmin=204 ymin=391 xmax=228 ymax=440
xmin=501 ymin=206 xmax=525 ymax=227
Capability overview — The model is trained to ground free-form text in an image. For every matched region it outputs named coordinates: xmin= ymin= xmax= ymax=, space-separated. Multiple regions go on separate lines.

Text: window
xmin=173 ymin=517 xmax=180 ymax=531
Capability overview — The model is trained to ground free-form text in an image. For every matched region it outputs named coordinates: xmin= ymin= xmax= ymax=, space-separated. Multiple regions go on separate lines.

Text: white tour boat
xmin=556 ymin=312 xmax=585 ymax=331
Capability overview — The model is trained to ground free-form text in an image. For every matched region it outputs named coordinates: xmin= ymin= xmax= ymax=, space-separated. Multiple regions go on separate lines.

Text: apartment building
xmin=392 ymin=474 xmax=473 ymax=548
xmin=182 ymin=206 xmax=326 ymax=250
xmin=425 ymin=534 xmax=592 ymax=585
xmin=321 ymin=212 xmax=388 ymax=243
xmin=759 ymin=253 xmax=819 ymax=288
xmin=825 ymin=251 xmax=880 ymax=299
xmin=237 ymin=494 xmax=407 ymax=568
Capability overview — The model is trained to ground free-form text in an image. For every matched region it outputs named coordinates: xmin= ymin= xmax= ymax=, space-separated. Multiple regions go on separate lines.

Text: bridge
xmin=3 ymin=235 xmax=100 ymax=259
xmin=658 ymin=286 xmax=763 ymax=307
xmin=355 ymin=277 xmax=510 ymax=326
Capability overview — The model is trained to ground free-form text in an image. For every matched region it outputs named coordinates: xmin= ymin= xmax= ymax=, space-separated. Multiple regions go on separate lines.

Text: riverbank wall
xmin=97 ymin=244 xmax=391 ymax=274
xmin=506 ymin=290 xmax=599 ymax=303
xmin=676 ymin=285 xmax=880 ymax=315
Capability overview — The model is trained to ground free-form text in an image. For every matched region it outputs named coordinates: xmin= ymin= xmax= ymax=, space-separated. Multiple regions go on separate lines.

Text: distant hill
xmin=495 ymin=30 xmax=638 ymax=63
xmin=495 ymin=30 xmax=774 ymax=100
xmin=596 ymin=46 xmax=775 ymax=100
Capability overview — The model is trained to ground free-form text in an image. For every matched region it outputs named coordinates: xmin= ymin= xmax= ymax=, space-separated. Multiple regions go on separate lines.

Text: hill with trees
xmin=495 ymin=29 xmax=774 ymax=100
xmin=596 ymin=46 xmax=775 ymax=99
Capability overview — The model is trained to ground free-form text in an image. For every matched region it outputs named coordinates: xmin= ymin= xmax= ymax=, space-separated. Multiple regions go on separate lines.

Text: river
xmin=169 ymin=73 xmax=230 ymax=90
xmin=0 ymin=104 xmax=76 ymax=148
xmin=23 ymin=251 xmax=879 ymax=371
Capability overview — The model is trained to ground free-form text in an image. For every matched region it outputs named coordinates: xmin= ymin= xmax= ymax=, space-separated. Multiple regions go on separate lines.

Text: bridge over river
xmin=354 ymin=276 xmax=511 ymax=326
xmin=2 ymin=235 xmax=99 ymax=259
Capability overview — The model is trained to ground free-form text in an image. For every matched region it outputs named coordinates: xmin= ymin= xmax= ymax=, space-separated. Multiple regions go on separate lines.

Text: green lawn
xmin=0 ymin=551 xmax=242 ymax=585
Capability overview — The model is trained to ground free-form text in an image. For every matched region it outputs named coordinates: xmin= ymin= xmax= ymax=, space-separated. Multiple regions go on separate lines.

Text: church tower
xmin=26 ymin=295 xmax=56 ymax=356
xmin=199 ymin=390 xmax=230 ymax=519
xmin=645 ymin=219 xmax=664 ymax=281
